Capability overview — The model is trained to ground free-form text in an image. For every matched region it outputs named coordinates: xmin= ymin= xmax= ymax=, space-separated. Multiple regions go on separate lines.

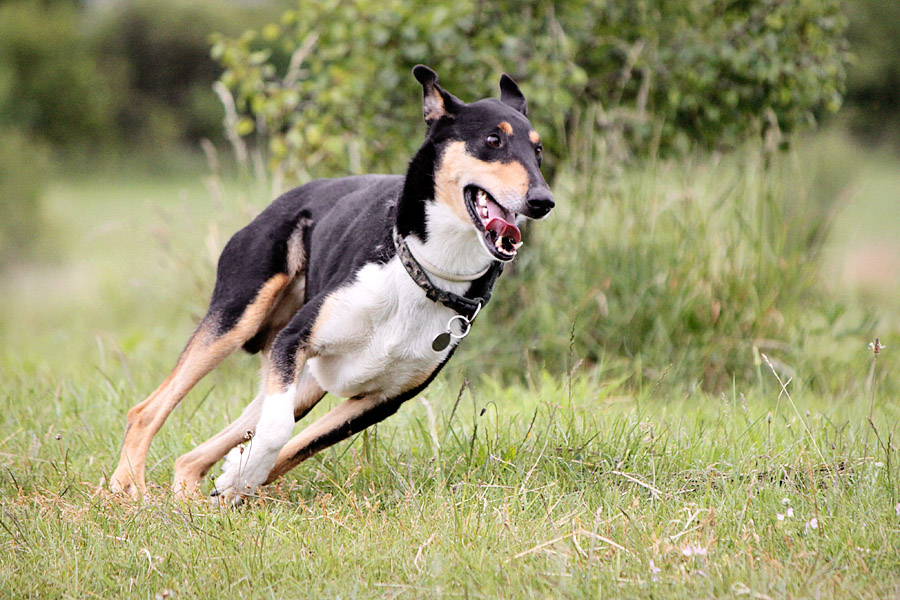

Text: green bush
xmin=0 ymin=1 xmax=119 ymax=147
xmin=213 ymin=0 xmax=849 ymax=183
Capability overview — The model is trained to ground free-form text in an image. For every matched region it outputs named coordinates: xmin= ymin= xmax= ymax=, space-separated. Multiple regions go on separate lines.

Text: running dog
xmin=110 ymin=65 xmax=554 ymax=502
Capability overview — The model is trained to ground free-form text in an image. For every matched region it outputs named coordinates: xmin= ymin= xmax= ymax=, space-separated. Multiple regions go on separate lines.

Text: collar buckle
xmin=393 ymin=228 xmax=502 ymax=321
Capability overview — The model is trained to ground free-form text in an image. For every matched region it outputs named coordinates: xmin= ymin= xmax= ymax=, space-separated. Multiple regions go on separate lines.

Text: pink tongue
xmin=484 ymin=202 xmax=521 ymax=243
xmin=485 ymin=218 xmax=521 ymax=244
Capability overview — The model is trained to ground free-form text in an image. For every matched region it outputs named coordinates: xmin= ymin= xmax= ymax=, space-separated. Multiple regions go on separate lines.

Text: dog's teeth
xmin=481 ymin=207 xmax=489 ymax=219
xmin=477 ymin=191 xmax=488 ymax=206
xmin=512 ymin=241 xmax=523 ymax=250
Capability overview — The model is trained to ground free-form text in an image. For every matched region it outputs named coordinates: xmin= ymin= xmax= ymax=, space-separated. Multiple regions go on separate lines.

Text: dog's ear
xmin=413 ymin=65 xmax=463 ymax=124
xmin=499 ymin=73 xmax=527 ymax=115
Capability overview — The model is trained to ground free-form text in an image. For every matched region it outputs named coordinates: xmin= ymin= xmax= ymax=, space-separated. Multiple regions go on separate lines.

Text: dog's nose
xmin=525 ymin=189 xmax=555 ymax=218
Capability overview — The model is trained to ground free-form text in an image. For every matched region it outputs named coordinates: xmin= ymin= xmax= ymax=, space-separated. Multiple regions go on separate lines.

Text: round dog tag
xmin=432 ymin=331 xmax=452 ymax=352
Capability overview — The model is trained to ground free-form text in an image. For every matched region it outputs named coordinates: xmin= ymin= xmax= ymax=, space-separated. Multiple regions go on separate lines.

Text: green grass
xmin=1 ymin=134 xmax=899 ymax=598
xmin=2 ymin=371 xmax=899 ymax=598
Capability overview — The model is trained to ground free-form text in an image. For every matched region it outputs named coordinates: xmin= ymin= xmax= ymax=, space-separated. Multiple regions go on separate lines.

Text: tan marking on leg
xmin=257 ymin=222 xmax=308 ymax=355
xmin=290 ymin=366 xmax=327 ymax=420
xmin=434 ymin=141 xmax=530 ymax=224
xmin=529 ymin=130 xmax=540 ymax=144
xmin=221 ymin=274 xmax=290 ymax=344
xmin=111 ymin=274 xmax=290 ymax=498
xmin=171 ymin=352 xmax=271 ymax=497
xmin=263 ymin=277 xmax=306 ymax=351
xmin=172 ymin=361 xmax=324 ymax=497
xmin=172 ymin=392 xmax=264 ymax=497
xmin=264 ymin=394 xmax=387 ymax=484
xmin=498 ymin=121 xmax=513 ymax=135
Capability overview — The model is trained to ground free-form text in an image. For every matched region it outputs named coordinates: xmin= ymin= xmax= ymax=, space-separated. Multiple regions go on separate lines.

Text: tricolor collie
xmin=110 ymin=65 xmax=554 ymax=503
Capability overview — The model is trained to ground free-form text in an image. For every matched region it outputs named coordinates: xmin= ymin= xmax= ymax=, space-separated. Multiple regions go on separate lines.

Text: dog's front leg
xmin=210 ymin=353 xmax=315 ymax=502
xmin=175 ymin=362 xmax=324 ymax=498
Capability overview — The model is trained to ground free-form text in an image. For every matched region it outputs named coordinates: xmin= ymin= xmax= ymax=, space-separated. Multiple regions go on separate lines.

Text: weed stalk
xmin=864 ymin=338 xmax=885 ymax=457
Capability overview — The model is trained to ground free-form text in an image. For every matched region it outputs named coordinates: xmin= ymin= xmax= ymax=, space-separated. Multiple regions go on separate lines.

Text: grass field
xmin=1 ymin=133 xmax=899 ymax=598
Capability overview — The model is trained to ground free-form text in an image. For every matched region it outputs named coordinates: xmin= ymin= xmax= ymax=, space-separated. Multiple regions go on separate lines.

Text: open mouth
xmin=463 ymin=185 xmax=522 ymax=261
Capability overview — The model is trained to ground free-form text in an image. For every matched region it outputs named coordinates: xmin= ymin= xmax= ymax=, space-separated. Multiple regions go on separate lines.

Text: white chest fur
xmin=306 ymin=256 xmax=467 ymax=399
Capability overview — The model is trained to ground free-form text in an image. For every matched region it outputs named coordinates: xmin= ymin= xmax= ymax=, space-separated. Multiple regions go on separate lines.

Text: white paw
xmin=211 ymin=446 xmax=244 ymax=495
xmin=211 ymin=444 xmax=267 ymax=498
xmin=210 ymin=388 xmax=296 ymax=502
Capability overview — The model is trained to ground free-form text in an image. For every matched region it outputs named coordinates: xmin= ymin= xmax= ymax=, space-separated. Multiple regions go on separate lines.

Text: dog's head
xmin=404 ymin=65 xmax=553 ymax=262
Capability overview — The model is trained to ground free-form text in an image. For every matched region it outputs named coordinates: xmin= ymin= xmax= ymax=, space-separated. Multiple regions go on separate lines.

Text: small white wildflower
xmin=874 ymin=462 xmax=884 ymax=468
xmin=781 ymin=498 xmax=791 ymax=506
xmin=682 ymin=544 xmax=707 ymax=557
xmin=894 ymin=503 xmax=900 ymax=517
xmin=869 ymin=339 xmax=885 ymax=354
xmin=806 ymin=517 xmax=818 ymax=531
xmin=776 ymin=512 xmax=785 ymax=521
xmin=786 ymin=507 xmax=794 ymax=518
xmin=649 ymin=559 xmax=661 ymax=582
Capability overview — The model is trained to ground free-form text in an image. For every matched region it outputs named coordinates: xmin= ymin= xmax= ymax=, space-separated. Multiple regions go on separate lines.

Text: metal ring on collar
xmin=447 ymin=315 xmax=472 ymax=339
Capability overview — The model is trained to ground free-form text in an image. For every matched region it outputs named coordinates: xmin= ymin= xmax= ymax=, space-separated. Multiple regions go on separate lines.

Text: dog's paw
xmin=210 ymin=444 xmax=272 ymax=502
xmin=109 ymin=466 xmax=144 ymax=499
xmin=210 ymin=398 xmax=293 ymax=504
xmin=210 ymin=446 xmax=246 ymax=496
xmin=209 ymin=486 xmax=246 ymax=508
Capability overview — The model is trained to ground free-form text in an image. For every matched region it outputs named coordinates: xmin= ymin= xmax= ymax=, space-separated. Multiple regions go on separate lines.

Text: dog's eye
xmin=535 ymin=145 xmax=543 ymax=164
xmin=485 ymin=134 xmax=502 ymax=148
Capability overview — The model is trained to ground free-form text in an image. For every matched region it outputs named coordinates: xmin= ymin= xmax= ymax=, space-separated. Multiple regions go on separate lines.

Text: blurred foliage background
xmin=0 ymin=0 xmax=897 ymax=391
xmin=212 ymin=0 xmax=849 ymax=181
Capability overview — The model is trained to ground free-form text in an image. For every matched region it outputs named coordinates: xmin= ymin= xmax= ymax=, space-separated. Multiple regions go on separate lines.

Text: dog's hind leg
xmin=172 ymin=359 xmax=324 ymax=497
xmin=110 ymin=216 xmax=308 ymax=498
xmin=109 ymin=274 xmax=291 ymax=498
